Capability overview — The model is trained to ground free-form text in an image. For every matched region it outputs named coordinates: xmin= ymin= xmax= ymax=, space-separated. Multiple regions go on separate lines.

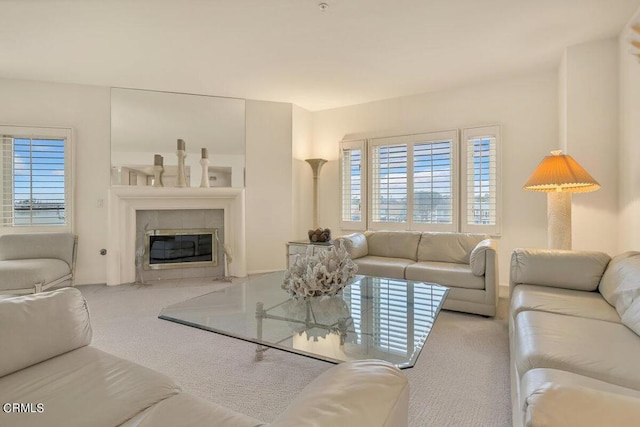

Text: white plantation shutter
xmin=461 ymin=126 xmax=501 ymax=235
xmin=0 ymin=126 xmax=72 ymax=230
xmin=368 ymin=130 xmax=458 ymax=231
xmin=370 ymin=142 xmax=408 ymax=228
xmin=412 ymin=132 xmax=458 ymax=231
xmin=340 ymin=139 xmax=366 ymax=230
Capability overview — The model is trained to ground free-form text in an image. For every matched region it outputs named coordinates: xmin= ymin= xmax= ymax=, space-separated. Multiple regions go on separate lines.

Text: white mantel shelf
xmin=107 ymin=186 xmax=247 ymax=286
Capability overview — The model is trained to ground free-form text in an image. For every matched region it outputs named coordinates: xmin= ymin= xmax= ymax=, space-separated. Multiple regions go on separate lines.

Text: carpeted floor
xmin=80 ymin=278 xmax=511 ymax=427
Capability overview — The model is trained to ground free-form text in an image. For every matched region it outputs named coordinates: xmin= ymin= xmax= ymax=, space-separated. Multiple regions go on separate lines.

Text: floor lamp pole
xmin=547 ymin=191 xmax=572 ymax=250
xmin=305 ymin=159 xmax=327 ymax=229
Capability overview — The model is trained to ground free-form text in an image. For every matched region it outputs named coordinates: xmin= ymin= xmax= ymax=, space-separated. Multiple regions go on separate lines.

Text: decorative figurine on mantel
xmin=152 ymin=154 xmax=164 ymax=187
xmin=200 ymin=147 xmax=210 ymax=188
xmin=309 ymin=227 xmax=331 ymax=243
xmin=175 ymin=139 xmax=188 ymax=187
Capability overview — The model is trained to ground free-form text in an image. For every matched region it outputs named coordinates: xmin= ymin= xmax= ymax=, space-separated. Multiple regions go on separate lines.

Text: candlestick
xmin=200 ymin=158 xmax=210 ymax=188
xmin=201 ymin=148 xmax=208 ymax=159
xmin=176 ymin=149 xmax=187 ymax=188
xmin=152 ymin=165 xmax=164 ymax=187
xmin=177 ymin=139 xmax=186 ymax=151
xmin=154 ymin=154 xmax=163 ymax=166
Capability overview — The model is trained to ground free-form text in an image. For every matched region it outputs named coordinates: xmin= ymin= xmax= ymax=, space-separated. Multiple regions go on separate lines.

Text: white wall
xmin=311 ymin=71 xmax=559 ymax=284
xmin=292 ymin=105 xmax=314 ymax=241
xmin=561 ymin=38 xmax=619 ymax=255
xmin=618 ymin=9 xmax=640 ymax=252
xmin=245 ymin=100 xmax=294 ymax=274
xmin=0 ymin=78 xmax=111 ymax=284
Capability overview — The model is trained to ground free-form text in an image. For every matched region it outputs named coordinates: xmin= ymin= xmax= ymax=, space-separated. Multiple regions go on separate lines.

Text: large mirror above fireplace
xmin=110 ymin=88 xmax=246 ymax=187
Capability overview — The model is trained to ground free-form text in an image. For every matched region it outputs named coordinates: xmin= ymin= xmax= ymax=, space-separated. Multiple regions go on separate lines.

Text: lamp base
xmin=547 ymin=192 xmax=572 ymax=250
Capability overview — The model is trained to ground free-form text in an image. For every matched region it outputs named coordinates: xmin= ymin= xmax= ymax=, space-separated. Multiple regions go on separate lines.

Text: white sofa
xmin=0 ymin=288 xmax=409 ymax=427
xmin=336 ymin=231 xmax=498 ymax=316
xmin=509 ymin=249 xmax=640 ymax=427
xmin=0 ymin=232 xmax=77 ymax=295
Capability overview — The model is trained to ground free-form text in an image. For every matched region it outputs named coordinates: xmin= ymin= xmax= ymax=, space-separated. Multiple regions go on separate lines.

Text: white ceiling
xmin=1 ymin=0 xmax=638 ymax=111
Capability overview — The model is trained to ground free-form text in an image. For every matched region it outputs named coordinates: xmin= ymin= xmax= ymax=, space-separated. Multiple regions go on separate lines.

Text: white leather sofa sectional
xmin=509 ymin=249 xmax=640 ymax=427
xmin=0 ymin=288 xmax=409 ymax=427
xmin=336 ymin=231 xmax=498 ymax=316
xmin=0 ymin=232 xmax=77 ymax=295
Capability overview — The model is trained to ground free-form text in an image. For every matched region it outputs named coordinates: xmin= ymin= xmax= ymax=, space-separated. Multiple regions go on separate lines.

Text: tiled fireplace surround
xmin=107 ymin=187 xmax=246 ymax=286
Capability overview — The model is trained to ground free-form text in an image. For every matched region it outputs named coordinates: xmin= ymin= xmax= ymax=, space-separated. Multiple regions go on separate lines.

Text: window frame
xmin=339 ymin=139 xmax=367 ymax=231
xmin=460 ymin=125 xmax=501 ymax=236
xmin=0 ymin=125 xmax=74 ymax=233
xmin=367 ymin=130 xmax=459 ymax=232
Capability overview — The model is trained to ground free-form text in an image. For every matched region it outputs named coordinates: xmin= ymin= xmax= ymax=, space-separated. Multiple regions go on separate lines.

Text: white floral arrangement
xmin=282 ymin=241 xmax=358 ymax=299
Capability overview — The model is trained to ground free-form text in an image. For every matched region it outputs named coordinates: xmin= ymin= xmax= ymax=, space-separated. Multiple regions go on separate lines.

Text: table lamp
xmin=523 ymin=150 xmax=600 ymax=250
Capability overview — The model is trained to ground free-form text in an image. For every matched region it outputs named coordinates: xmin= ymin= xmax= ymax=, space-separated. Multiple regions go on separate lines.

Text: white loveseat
xmin=0 ymin=288 xmax=409 ymax=427
xmin=335 ymin=231 xmax=498 ymax=316
xmin=509 ymin=249 xmax=640 ymax=427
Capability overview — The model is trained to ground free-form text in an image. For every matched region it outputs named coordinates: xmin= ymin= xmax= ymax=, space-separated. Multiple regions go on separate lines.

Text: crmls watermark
xmin=2 ymin=403 xmax=45 ymax=413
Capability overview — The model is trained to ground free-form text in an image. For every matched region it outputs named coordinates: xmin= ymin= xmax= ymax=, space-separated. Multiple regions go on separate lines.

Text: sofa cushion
xmin=599 ymin=252 xmax=640 ymax=316
xmin=511 ymin=249 xmax=611 ymax=291
xmin=405 ymin=261 xmax=485 ymax=290
xmin=365 ymin=231 xmax=421 ymax=261
xmin=338 ymin=233 xmax=368 ymax=259
xmin=622 ymin=297 xmax=640 ymax=337
xmin=514 ymin=310 xmax=640 ymax=390
xmin=469 ymin=238 xmax=496 ymax=276
xmin=354 ymin=256 xmax=413 ymax=279
xmin=0 ymin=232 xmax=75 ymax=266
xmin=0 ymin=259 xmax=71 ymax=291
xmin=0 ymin=287 xmax=91 ymax=378
xmin=417 ymin=232 xmax=487 ymax=264
xmin=510 ymin=284 xmax=620 ymax=323
xmin=0 ymin=346 xmax=181 ymax=427
xmin=120 ymin=393 xmax=264 ymax=427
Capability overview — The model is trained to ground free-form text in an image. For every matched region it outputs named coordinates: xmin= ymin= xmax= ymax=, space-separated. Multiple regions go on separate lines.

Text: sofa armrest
xmin=469 ymin=238 xmax=497 ymax=276
xmin=525 ymin=384 xmax=640 ymax=427
xmin=0 ymin=232 xmax=77 ymax=268
xmin=271 ymin=360 xmax=408 ymax=427
xmin=0 ymin=287 xmax=92 ymax=378
xmin=510 ymin=248 xmax=610 ymax=294
xmin=334 ymin=233 xmax=369 ymax=260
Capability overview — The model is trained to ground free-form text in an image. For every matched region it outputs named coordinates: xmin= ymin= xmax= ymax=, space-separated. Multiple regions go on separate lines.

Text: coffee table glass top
xmin=159 ymin=271 xmax=448 ymax=368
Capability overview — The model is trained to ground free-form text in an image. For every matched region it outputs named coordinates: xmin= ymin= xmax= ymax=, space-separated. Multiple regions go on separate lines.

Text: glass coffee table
xmin=159 ymin=271 xmax=448 ymax=369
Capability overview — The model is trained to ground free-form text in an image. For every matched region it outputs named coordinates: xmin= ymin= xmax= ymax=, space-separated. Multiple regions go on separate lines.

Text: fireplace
xmin=145 ymin=228 xmax=218 ymax=270
xmin=107 ymin=187 xmax=247 ymax=286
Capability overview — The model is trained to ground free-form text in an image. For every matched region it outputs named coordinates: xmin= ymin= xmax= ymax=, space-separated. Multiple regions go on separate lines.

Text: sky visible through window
xmin=13 ymin=138 xmax=65 ymax=225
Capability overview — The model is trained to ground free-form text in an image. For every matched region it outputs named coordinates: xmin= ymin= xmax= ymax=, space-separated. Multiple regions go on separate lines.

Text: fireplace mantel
xmin=107 ymin=186 xmax=246 ymax=285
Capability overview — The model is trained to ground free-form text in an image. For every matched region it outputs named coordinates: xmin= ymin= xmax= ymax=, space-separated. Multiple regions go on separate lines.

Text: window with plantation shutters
xmin=368 ymin=130 xmax=458 ymax=231
xmin=461 ymin=125 xmax=501 ymax=235
xmin=339 ymin=139 xmax=366 ymax=230
xmin=370 ymin=143 xmax=408 ymax=226
xmin=0 ymin=126 xmax=72 ymax=230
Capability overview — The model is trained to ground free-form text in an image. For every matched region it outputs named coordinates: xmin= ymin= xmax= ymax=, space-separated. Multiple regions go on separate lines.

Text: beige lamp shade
xmin=523 ymin=150 xmax=600 ymax=193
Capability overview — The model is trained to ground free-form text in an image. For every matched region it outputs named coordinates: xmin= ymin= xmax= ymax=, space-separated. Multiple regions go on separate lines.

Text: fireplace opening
xmin=144 ymin=228 xmax=218 ymax=270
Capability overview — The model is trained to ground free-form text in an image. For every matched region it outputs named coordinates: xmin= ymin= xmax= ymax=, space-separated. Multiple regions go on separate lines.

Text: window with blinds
xmin=371 ymin=144 xmax=408 ymax=225
xmin=413 ymin=140 xmax=453 ymax=225
xmin=461 ymin=126 xmax=501 ymax=235
xmin=368 ymin=130 xmax=458 ymax=231
xmin=0 ymin=126 xmax=72 ymax=229
xmin=339 ymin=139 xmax=366 ymax=230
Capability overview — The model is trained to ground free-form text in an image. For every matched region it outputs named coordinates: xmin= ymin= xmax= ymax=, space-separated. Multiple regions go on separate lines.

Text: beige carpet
xmin=80 ymin=279 xmax=511 ymax=426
